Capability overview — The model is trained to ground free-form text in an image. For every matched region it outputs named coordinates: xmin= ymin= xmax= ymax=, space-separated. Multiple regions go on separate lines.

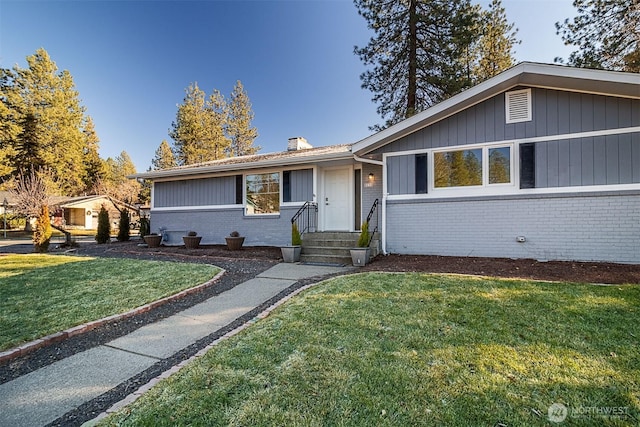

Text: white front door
xmin=323 ymin=167 xmax=351 ymax=231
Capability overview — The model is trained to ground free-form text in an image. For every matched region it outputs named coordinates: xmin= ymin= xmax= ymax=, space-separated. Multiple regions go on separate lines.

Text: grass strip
xmin=0 ymin=254 xmax=220 ymax=351
xmin=102 ymin=273 xmax=639 ymax=426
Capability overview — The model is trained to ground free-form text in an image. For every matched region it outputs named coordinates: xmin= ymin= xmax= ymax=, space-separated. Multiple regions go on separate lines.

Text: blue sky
xmin=1 ymin=0 xmax=578 ymax=171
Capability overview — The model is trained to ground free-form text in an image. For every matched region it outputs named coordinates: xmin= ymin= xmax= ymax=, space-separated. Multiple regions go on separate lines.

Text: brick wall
xmin=150 ymin=206 xmax=300 ymax=247
xmin=385 ymin=191 xmax=640 ymax=264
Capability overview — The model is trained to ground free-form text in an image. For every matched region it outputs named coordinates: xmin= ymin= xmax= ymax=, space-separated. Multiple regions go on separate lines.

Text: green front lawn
xmin=0 ymin=254 xmax=220 ymax=351
xmin=102 ymin=273 xmax=639 ymax=426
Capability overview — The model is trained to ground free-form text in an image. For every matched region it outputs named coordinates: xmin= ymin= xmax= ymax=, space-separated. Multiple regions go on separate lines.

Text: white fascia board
xmin=352 ymin=62 xmax=640 ymax=156
xmin=128 ymin=151 xmax=353 ymax=180
xmin=352 ymin=65 xmax=525 ymax=155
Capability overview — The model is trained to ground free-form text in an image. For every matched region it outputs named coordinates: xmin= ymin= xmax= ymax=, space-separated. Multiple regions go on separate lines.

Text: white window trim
xmin=152 ymin=204 xmax=242 ymax=212
xmin=244 ymin=171 xmax=282 ymax=217
xmin=383 ymin=126 xmax=640 ymax=200
xmin=430 ymin=143 xmax=515 ymax=196
xmin=243 ymin=166 xmax=317 ymax=216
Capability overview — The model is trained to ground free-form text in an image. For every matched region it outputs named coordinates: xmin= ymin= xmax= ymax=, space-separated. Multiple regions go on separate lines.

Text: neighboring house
xmin=0 ymin=191 xmax=15 ymax=215
xmin=133 ymin=62 xmax=640 ymax=264
xmin=0 ymin=192 xmax=138 ymax=231
xmin=52 ymin=195 xmax=139 ymax=230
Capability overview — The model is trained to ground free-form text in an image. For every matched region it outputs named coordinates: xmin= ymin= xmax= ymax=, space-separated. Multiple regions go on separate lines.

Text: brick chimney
xmin=287 ymin=137 xmax=312 ymax=151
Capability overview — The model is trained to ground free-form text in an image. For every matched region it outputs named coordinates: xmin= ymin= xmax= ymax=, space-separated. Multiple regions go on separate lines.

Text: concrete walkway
xmin=0 ymin=262 xmax=350 ymax=427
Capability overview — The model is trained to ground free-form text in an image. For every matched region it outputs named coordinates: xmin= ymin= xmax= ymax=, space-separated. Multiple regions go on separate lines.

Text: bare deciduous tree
xmin=9 ymin=168 xmax=51 ymax=231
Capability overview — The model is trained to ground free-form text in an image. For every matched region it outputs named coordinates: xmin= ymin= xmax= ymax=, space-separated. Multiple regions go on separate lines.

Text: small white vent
xmin=505 ymin=89 xmax=532 ymax=124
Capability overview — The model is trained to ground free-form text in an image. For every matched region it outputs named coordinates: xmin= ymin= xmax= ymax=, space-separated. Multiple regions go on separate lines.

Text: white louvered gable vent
xmin=505 ymin=89 xmax=532 ymax=124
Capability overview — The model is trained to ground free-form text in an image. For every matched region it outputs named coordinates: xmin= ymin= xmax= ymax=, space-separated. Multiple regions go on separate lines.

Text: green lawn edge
xmin=0 ymin=254 xmax=221 ymax=351
xmin=100 ymin=272 xmax=640 ymax=426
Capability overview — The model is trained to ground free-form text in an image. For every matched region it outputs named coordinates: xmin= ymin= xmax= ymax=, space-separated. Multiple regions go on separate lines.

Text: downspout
xmin=353 ymin=154 xmax=387 ymax=254
xmin=381 ymin=158 xmax=387 ymax=255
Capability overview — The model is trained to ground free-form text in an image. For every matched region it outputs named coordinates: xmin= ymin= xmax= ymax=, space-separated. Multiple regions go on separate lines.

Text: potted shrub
xmin=143 ymin=233 xmax=162 ymax=248
xmin=281 ymin=223 xmax=302 ymax=263
xmin=225 ymin=230 xmax=245 ymax=250
xmin=350 ymin=221 xmax=371 ymax=267
xmin=183 ymin=230 xmax=202 ymax=249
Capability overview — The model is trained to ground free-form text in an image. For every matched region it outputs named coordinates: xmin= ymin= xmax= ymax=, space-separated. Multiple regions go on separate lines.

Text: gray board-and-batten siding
xmin=154 ymin=168 xmax=313 ymax=208
xmin=380 ymin=88 xmax=640 ymax=193
xmin=377 ymin=86 xmax=640 ymax=264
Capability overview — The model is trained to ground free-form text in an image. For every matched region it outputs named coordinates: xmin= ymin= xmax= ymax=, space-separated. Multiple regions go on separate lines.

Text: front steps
xmin=300 ymin=232 xmax=380 ymax=265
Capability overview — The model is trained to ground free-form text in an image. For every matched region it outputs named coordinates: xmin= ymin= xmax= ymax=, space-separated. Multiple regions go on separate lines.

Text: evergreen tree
xmin=117 ymin=208 xmax=130 ymax=242
xmin=3 ymin=49 xmax=88 ymax=194
xmin=95 ymin=205 xmax=110 ymax=244
xmin=556 ymin=0 xmax=640 ymax=72
xmin=354 ymin=0 xmax=518 ymax=129
xmin=33 ymin=204 xmax=52 ymax=252
xmin=139 ymin=216 xmax=150 ymax=237
xmin=102 ymin=151 xmax=140 ymax=203
xmin=473 ymin=0 xmax=519 ymax=82
xmin=152 ymin=140 xmax=177 ymax=170
xmin=169 ymin=83 xmax=229 ymax=165
xmin=354 ymin=0 xmax=482 ymax=129
xmin=138 ymin=167 xmax=152 ymax=205
xmin=226 ymin=80 xmax=259 ymax=157
xmin=0 ymin=70 xmax=20 ymax=182
xmin=82 ymin=116 xmax=106 ymax=193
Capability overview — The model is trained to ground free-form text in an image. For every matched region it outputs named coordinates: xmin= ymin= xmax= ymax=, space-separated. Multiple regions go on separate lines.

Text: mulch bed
xmin=363 ymin=254 xmax=640 ymax=284
xmin=100 ymin=240 xmax=640 ymax=284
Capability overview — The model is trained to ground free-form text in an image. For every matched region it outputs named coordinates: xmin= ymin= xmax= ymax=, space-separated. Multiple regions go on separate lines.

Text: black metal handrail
xmin=366 ymin=198 xmax=379 ymax=224
xmin=291 ymin=201 xmax=318 ymax=236
xmin=364 ymin=198 xmax=379 ymax=247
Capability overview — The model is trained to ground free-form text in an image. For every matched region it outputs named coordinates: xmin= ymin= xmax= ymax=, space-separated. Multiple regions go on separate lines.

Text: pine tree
xmin=226 ymin=80 xmax=259 ymax=157
xmin=0 ymin=70 xmax=20 ymax=182
xmin=354 ymin=0 xmax=518 ymax=129
xmin=473 ymin=0 xmax=519 ymax=82
xmin=95 ymin=205 xmax=110 ymax=244
xmin=82 ymin=116 xmax=106 ymax=193
xmin=152 ymin=140 xmax=177 ymax=170
xmin=117 ymin=208 xmax=130 ymax=242
xmin=9 ymin=49 xmax=87 ymax=194
xmin=556 ymin=0 xmax=640 ymax=72
xmin=354 ymin=0 xmax=482 ymax=129
xmin=169 ymin=83 xmax=229 ymax=165
xmin=33 ymin=204 xmax=52 ymax=252
xmin=100 ymin=151 xmax=140 ymax=203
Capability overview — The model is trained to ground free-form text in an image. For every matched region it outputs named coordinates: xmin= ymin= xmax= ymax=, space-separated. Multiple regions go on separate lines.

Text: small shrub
xmin=291 ymin=223 xmax=302 ymax=246
xmin=33 ymin=204 xmax=52 ymax=253
xmin=117 ymin=209 xmax=130 ymax=242
xmin=230 ymin=230 xmax=240 ymax=237
xmin=139 ymin=217 xmax=150 ymax=237
xmin=95 ymin=206 xmax=111 ymax=244
xmin=357 ymin=221 xmax=369 ymax=247
xmin=187 ymin=230 xmax=197 ymax=237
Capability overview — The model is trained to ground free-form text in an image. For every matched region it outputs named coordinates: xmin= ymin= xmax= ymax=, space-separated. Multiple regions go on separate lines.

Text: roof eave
xmin=129 ymin=150 xmax=353 ymax=180
xmin=353 ymin=62 xmax=640 ymax=156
